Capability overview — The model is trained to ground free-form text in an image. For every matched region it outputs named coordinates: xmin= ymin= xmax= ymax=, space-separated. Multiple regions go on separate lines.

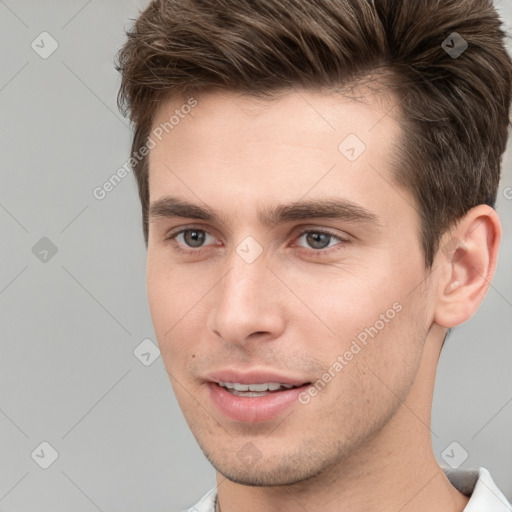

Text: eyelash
xmin=165 ymin=226 xmax=348 ymax=257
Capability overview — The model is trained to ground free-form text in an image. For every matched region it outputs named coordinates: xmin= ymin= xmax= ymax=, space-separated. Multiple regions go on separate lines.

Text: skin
xmin=146 ymin=87 xmax=500 ymax=512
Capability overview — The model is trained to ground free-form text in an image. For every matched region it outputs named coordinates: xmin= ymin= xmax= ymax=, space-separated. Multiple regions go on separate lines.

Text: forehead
xmin=147 ymin=86 xmax=411 ymax=228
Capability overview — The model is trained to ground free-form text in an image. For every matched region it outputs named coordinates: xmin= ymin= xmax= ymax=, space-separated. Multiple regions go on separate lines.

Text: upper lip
xmin=205 ymin=369 xmax=311 ymax=386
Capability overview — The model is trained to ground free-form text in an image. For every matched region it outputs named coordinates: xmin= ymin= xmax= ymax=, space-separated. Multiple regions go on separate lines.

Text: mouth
xmin=217 ymin=381 xmax=303 ymax=397
xmin=205 ymin=371 xmax=312 ymax=422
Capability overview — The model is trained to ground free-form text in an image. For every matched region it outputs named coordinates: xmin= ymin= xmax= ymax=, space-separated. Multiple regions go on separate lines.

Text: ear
xmin=433 ymin=205 xmax=501 ymax=328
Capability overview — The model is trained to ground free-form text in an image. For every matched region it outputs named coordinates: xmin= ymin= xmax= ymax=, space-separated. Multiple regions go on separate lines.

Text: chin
xmin=200 ymin=442 xmax=337 ymax=488
xmin=212 ymin=463 xmax=314 ymax=487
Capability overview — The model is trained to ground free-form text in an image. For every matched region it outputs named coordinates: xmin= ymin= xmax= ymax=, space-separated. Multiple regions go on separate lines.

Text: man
xmin=115 ymin=0 xmax=512 ymax=510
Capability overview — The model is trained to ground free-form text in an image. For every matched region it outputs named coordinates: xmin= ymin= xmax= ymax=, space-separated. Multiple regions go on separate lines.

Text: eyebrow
xmin=148 ymin=195 xmax=381 ymax=228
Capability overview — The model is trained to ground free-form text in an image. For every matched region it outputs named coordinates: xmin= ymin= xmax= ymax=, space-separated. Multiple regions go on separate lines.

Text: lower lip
xmin=207 ymin=383 xmax=309 ymax=423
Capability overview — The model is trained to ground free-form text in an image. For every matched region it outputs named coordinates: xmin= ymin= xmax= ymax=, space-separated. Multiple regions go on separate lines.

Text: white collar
xmin=443 ymin=466 xmax=511 ymax=511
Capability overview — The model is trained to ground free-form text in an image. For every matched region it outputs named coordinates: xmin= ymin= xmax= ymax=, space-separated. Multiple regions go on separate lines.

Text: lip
xmin=206 ymin=369 xmax=310 ymax=387
xmin=205 ymin=369 xmax=311 ymax=423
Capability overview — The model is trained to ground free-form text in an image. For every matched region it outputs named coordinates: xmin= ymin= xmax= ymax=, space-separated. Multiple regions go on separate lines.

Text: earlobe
xmin=434 ymin=205 xmax=501 ymax=329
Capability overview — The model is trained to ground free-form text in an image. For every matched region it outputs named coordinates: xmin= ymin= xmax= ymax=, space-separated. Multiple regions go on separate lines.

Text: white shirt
xmin=183 ymin=467 xmax=511 ymax=512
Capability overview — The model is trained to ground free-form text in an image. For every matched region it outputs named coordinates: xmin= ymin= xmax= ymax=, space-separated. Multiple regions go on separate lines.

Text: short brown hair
xmin=116 ymin=0 xmax=512 ymax=265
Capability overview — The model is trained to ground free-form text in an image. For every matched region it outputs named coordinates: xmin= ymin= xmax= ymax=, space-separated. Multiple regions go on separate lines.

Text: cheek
xmin=146 ymin=257 xmax=213 ymax=365
xmin=297 ymin=248 xmax=423 ymax=327
xmin=274 ymin=262 xmax=400 ymax=337
xmin=147 ymin=271 xmax=205 ymax=410
xmin=146 ymin=258 xmax=186 ymax=354
xmin=283 ymin=259 xmax=427 ymax=392
xmin=306 ymin=299 xmax=424 ymax=441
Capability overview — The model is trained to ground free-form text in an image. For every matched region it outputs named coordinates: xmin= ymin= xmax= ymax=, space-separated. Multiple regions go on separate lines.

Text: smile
xmin=208 ymin=380 xmax=311 ymax=422
xmin=218 ymin=381 xmax=297 ymax=396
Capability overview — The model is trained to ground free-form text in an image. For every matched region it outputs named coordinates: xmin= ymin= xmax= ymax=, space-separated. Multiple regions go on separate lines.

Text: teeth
xmin=218 ymin=381 xmax=296 ymax=392
xmin=231 ymin=390 xmax=269 ymax=397
xmin=249 ymin=383 xmax=270 ymax=392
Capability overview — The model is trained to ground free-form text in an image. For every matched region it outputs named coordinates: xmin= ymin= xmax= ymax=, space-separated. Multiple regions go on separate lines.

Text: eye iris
xmin=184 ymin=229 xmax=205 ymax=247
xmin=306 ymin=232 xmax=331 ymax=249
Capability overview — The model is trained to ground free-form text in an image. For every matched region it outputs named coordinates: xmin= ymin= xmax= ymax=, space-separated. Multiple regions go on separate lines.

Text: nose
xmin=207 ymin=252 xmax=286 ymax=346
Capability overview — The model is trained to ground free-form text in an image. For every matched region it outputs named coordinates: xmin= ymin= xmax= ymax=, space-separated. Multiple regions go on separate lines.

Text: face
xmin=146 ymin=88 xmax=435 ymax=486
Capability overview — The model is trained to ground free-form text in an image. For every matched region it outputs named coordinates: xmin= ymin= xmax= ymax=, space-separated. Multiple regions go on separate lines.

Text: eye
xmin=294 ymin=230 xmax=347 ymax=252
xmin=167 ymin=228 xmax=218 ymax=251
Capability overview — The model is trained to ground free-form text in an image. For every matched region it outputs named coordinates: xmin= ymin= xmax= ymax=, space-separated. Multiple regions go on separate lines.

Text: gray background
xmin=0 ymin=1 xmax=511 ymax=511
